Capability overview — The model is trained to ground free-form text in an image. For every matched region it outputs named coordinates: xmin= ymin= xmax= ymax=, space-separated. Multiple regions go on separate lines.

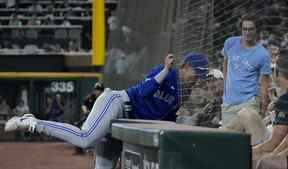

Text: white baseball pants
xmin=35 ymin=89 xmax=129 ymax=149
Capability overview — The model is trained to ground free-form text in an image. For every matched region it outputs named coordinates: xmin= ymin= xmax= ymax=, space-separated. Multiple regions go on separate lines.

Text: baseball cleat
xmin=5 ymin=114 xmax=37 ymax=132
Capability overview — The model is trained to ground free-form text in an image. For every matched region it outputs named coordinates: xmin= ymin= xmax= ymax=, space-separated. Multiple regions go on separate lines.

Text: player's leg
xmin=5 ymin=114 xmax=37 ymax=132
xmin=5 ymin=90 xmax=126 ymax=149
xmin=36 ymin=90 xmax=124 ymax=148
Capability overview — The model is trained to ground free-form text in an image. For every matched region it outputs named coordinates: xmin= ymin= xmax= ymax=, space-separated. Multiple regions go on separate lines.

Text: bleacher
xmin=0 ymin=0 xmax=94 ymax=53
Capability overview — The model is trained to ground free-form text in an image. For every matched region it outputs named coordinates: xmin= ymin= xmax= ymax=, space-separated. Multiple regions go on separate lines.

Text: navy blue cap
xmin=183 ymin=52 xmax=209 ymax=80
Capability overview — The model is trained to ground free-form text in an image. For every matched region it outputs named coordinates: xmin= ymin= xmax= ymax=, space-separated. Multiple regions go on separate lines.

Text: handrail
xmin=0 ymin=16 xmax=91 ymax=20
xmin=0 ymin=25 xmax=82 ymax=29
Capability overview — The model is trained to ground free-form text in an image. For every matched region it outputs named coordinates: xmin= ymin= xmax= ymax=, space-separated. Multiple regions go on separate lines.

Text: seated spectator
xmin=176 ymin=81 xmax=211 ymax=126
xmin=13 ymin=99 xmax=30 ymax=116
xmin=43 ymin=14 xmax=54 ymax=25
xmin=55 ymin=44 xmax=64 ymax=53
xmin=260 ymin=30 xmax=270 ymax=47
xmin=108 ymin=14 xmax=119 ymax=31
xmin=0 ymin=96 xmax=12 ymax=120
xmin=3 ymin=41 xmax=11 ymax=49
xmin=42 ymin=43 xmax=58 ymax=53
xmin=63 ymin=1 xmax=70 ymax=9
xmin=197 ymin=69 xmax=224 ymax=127
xmin=281 ymin=33 xmax=288 ymax=50
xmin=177 ymin=69 xmax=223 ymax=128
xmin=62 ymin=17 xmax=71 ymax=26
xmin=66 ymin=7 xmax=74 ymax=17
xmin=267 ymin=42 xmax=280 ymax=70
xmin=68 ymin=40 xmax=79 ymax=52
xmin=11 ymin=44 xmax=20 ymax=50
xmin=46 ymin=4 xmax=54 ymax=13
xmin=82 ymin=9 xmax=90 ymax=17
xmin=13 ymin=99 xmax=31 ymax=141
xmin=267 ymin=42 xmax=282 ymax=104
xmin=253 ymin=50 xmax=288 ymax=169
xmin=27 ymin=15 xmax=41 ymax=26
xmin=6 ymin=0 xmax=16 ymax=8
xmin=23 ymin=44 xmax=40 ymax=54
xmin=28 ymin=3 xmax=43 ymax=12
xmin=9 ymin=14 xmax=22 ymax=26
xmin=44 ymin=94 xmax=64 ymax=121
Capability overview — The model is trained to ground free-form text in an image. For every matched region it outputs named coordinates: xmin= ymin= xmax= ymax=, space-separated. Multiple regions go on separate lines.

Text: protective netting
xmin=104 ymin=0 xmax=288 ymax=125
xmin=104 ymin=0 xmax=176 ymax=89
xmin=172 ymin=0 xmax=288 ymax=125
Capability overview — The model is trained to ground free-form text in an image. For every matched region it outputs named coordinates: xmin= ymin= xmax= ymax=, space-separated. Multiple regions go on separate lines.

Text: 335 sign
xmin=50 ymin=81 xmax=75 ymax=93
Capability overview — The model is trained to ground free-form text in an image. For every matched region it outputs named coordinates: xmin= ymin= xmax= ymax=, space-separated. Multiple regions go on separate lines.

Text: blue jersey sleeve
xmin=137 ymin=65 xmax=164 ymax=97
xmin=137 ymin=78 xmax=159 ymax=97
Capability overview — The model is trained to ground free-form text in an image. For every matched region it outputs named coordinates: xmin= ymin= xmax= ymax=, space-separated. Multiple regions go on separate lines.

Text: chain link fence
xmin=104 ymin=0 xmax=288 ymax=109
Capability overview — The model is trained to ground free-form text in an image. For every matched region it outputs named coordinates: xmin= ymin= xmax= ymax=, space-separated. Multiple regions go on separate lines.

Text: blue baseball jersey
xmin=127 ymin=65 xmax=180 ymax=121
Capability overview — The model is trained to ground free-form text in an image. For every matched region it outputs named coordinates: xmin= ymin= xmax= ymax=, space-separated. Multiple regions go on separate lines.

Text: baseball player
xmin=4 ymin=52 xmax=209 ymax=169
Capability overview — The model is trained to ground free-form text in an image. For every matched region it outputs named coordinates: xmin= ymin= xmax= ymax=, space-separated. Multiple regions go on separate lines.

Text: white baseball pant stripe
xmin=35 ymin=89 xmax=127 ymax=148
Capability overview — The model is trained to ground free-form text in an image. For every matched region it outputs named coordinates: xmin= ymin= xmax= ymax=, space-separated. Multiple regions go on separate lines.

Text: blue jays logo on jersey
xmin=153 ymin=89 xmax=175 ymax=104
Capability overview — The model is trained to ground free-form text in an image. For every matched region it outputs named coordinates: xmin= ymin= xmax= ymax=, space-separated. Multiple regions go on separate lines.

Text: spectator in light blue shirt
xmin=221 ymin=14 xmax=272 ymax=145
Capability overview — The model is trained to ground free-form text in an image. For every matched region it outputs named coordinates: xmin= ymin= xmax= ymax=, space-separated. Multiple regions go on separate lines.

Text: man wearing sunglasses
xmin=221 ymin=14 xmax=272 ymax=145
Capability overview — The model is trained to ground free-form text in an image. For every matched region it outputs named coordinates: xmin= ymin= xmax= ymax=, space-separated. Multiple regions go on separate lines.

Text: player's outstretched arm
xmin=155 ymin=54 xmax=174 ymax=84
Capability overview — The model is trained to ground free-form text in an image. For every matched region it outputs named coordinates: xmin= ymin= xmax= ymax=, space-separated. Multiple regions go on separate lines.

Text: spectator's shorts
xmin=221 ymin=96 xmax=260 ymax=126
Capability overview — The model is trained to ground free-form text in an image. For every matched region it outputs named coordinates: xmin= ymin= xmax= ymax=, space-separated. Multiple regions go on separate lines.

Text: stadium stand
xmin=0 ymin=0 xmax=93 ymax=53
xmin=0 ymin=0 xmax=117 ymax=141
